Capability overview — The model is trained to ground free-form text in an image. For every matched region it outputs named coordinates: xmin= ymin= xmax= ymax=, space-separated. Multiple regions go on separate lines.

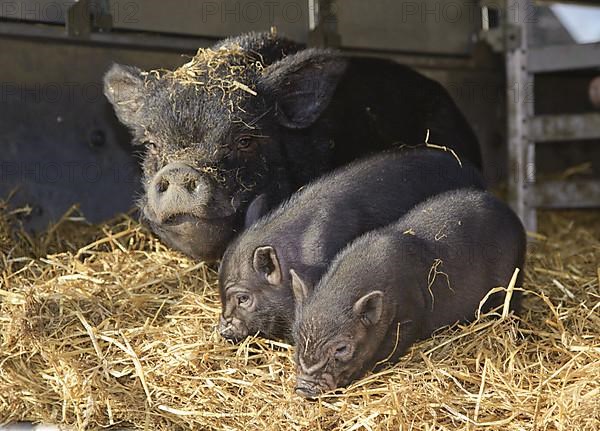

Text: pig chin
xmin=148 ymin=212 xmax=238 ymax=261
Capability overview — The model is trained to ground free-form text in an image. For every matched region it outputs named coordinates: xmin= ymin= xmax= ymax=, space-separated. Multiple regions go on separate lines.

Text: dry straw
xmin=146 ymin=44 xmax=263 ymax=115
xmin=0 ymin=203 xmax=598 ymax=430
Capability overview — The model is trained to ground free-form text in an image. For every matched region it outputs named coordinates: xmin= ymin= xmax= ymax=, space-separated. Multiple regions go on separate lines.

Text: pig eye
xmin=144 ymin=141 xmax=159 ymax=154
xmin=333 ymin=343 xmax=353 ymax=362
xmin=237 ymin=293 xmax=251 ymax=306
xmin=237 ymin=137 xmax=257 ymax=153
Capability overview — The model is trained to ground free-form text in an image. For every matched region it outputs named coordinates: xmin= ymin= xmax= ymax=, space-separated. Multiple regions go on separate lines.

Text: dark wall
xmin=0 ymin=37 xmax=197 ymax=231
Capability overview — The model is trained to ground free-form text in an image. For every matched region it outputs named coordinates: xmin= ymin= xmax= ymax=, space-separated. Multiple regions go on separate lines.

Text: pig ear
xmin=353 ymin=291 xmax=384 ymax=326
xmin=259 ymin=49 xmax=347 ymax=129
xmin=244 ymin=194 xmax=269 ymax=228
xmin=103 ymin=64 xmax=146 ymax=128
xmin=290 ymin=269 xmax=310 ymax=308
xmin=252 ymin=246 xmax=282 ymax=285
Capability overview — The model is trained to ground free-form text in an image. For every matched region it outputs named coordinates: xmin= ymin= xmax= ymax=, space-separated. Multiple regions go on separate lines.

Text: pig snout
xmin=148 ymin=162 xmax=235 ymax=223
xmin=295 ymin=375 xmax=324 ymax=399
xmin=218 ymin=315 xmax=248 ymax=342
xmin=143 ymin=162 xmax=239 ymax=260
xmin=296 ymin=367 xmax=338 ymax=398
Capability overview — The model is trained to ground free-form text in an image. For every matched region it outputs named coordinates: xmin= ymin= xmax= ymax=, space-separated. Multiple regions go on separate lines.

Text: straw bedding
xmin=0 ymin=202 xmax=598 ymax=430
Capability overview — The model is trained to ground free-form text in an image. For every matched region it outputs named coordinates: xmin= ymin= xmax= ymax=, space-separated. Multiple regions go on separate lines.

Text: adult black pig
xmin=104 ymin=31 xmax=481 ymax=260
xmin=292 ymin=189 xmax=526 ymax=398
xmin=218 ymin=149 xmax=485 ymax=342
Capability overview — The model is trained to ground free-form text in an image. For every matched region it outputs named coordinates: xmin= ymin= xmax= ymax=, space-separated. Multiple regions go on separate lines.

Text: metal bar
xmin=537 ymin=0 xmax=600 ymax=4
xmin=506 ymin=0 xmax=537 ymax=231
xmin=532 ymin=180 xmax=600 ymax=208
xmin=0 ymin=21 xmax=213 ymax=52
xmin=529 ymin=43 xmax=600 ymax=73
xmin=0 ymin=21 xmax=481 ymax=70
xmin=530 ymin=113 xmax=600 ymax=142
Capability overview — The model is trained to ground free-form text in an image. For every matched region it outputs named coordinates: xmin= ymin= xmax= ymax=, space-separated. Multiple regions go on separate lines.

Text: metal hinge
xmin=478 ymin=1 xmax=522 ymax=52
xmin=66 ymin=0 xmax=112 ymax=38
xmin=308 ymin=0 xmax=341 ymax=48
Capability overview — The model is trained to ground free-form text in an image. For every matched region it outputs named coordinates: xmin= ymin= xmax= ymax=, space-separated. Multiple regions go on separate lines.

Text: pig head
xmin=291 ymin=271 xmax=393 ymax=398
xmin=104 ymin=34 xmax=346 ymax=260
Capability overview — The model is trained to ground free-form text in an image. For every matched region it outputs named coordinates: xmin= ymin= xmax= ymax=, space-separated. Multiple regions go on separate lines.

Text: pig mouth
xmin=145 ymin=210 xmax=239 ymax=261
xmin=160 ymin=212 xmax=232 ymax=226
xmin=153 ymin=211 xmax=238 ymax=235
xmin=295 ymin=374 xmax=336 ymax=399
xmin=295 ymin=386 xmax=320 ymax=399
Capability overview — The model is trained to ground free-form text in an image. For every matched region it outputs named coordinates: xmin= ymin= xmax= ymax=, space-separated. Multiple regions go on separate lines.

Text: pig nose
xmin=218 ymin=315 xmax=241 ymax=341
xmin=153 ymin=162 xmax=206 ymax=197
xmin=295 ymin=376 xmax=321 ymax=399
xmin=219 ymin=315 xmax=232 ymax=336
xmin=148 ymin=162 xmax=212 ymax=223
xmin=295 ymin=386 xmax=318 ymax=399
xmin=218 ymin=316 xmax=249 ymax=342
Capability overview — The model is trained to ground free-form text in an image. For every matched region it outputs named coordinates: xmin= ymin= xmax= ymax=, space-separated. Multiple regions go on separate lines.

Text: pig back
xmin=329 ymin=58 xmax=482 ymax=169
xmin=392 ymin=189 xmax=526 ymax=335
xmin=244 ymin=147 xmax=485 ymax=276
xmin=302 ymin=148 xmax=486 ymax=263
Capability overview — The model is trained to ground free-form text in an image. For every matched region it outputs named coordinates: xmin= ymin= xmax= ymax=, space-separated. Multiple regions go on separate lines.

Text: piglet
xmin=218 ymin=148 xmax=485 ymax=342
xmin=292 ymin=188 xmax=526 ymax=398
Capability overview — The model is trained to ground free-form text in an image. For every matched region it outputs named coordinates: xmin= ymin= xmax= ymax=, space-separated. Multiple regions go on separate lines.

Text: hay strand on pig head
xmin=148 ymin=44 xmax=264 ymax=115
xmin=0 ymin=201 xmax=599 ymax=430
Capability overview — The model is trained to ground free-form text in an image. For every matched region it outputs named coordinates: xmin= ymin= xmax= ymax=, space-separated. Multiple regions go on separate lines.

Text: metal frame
xmin=0 ymin=20 xmax=216 ymax=51
xmin=529 ymin=42 xmax=600 ymax=73
xmin=505 ymin=0 xmax=600 ymax=232
xmin=506 ymin=0 xmax=536 ymax=230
